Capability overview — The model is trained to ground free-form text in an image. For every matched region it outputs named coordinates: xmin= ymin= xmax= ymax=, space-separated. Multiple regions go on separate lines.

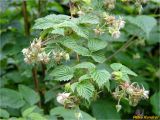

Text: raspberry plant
xmin=23 ymin=0 xmax=150 ymax=116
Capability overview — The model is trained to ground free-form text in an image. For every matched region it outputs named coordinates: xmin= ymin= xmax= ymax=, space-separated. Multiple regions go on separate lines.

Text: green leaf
xmin=61 ymin=38 xmax=91 ymax=56
xmin=126 ymin=15 xmax=157 ymax=38
xmin=19 ymin=85 xmax=40 ymax=105
xmin=82 ymin=0 xmax=91 ymax=4
xmin=74 ymin=14 xmax=99 ymax=25
xmin=121 ymin=73 xmax=130 ymax=82
xmin=91 ymin=70 xmax=111 ymax=87
xmin=44 ymin=89 xmax=54 ymax=103
xmin=91 ymin=52 xmax=106 ymax=63
xmin=147 ymin=25 xmax=160 ymax=44
xmin=60 ymin=37 xmax=77 ymax=48
xmin=88 ymin=39 xmax=107 ymax=52
xmin=76 ymin=81 xmax=95 ymax=100
xmin=22 ymin=106 xmax=36 ymax=117
xmin=0 ymin=88 xmax=25 ymax=109
xmin=91 ymin=99 xmax=120 ymax=120
xmin=79 ymin=74 xmax=91 ymax=81
xmin=54 ymin=21 xmax=87 ymax=38
xmin=150 ymin=92 xmax=160 ymax=115
xmin=104 ymin=81 xmax=110 ymax=92
xmin=50 ymin=65 xmax=74 ymax=81
xmin=110 ymin=63 xmax=137 ymax=76
xmin=73 ymin=46 xmax=91 ymax=56
xmin=28 ymin=113 xmax=47 ymax=120
xmin=33 ymin=14 xmax=87 ymax=38
xmin=110 ymin=63 xmax=123 ymax=71
xmin=51 ymin=28 xmax=64 ymax=36
xmin=121 ymin=66 xmax=137 ymax=76
xmin=50 ymin=107 xmax=95 ymax=120
xmin=71 ymin=82 xmax=79 ymax=92
xmin=0 ymin=109 xmax=9 ymax=118
xmin=74 ymin=62 xmax=96 ymax=70
xmin=33 ymin=14 xmax=70 ymax=29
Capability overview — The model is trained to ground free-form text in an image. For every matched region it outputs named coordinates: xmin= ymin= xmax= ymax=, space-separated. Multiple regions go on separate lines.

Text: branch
xmin=106 ymin=36 xmax=136 ymax=61
xmin=22 ymin=0 xmax=30 ymax=36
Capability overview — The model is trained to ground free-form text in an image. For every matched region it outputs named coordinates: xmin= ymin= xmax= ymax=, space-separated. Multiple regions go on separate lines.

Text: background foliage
xmin=0 ymin=0 xmax=159 ymax=119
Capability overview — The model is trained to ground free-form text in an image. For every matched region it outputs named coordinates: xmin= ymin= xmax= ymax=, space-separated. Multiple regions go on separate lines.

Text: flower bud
xmin=116 ymin=104 xmax=122 ymax=112
xmin=75 ymin=111 xmax=82 ymax=120
xmin=65 ymin=83 xmax=71 ymax=92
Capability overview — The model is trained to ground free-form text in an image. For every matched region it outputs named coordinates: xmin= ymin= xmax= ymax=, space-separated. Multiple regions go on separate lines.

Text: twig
xmin=22 ymin=0 xmax=30 ymax=36
xmin=106 ymin=36 xmax=136 ymax=61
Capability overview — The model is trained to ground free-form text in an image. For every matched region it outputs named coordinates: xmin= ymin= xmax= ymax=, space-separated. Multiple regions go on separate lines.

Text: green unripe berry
xmin=112 ymin=71 xmax=123 ymax=81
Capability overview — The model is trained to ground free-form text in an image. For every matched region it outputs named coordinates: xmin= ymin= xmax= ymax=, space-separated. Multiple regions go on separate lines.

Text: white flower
xmin=64 ymin=53 xmax=70 ymax=61
xmin=57 ymin=93 xmax=71 ymax=105
xmin=143 ymin=90 xmax=149 ymax=99
xmin=112 ymin=30 xmax=121 ymax=39
xmin=118 ymin=19 xmax=125 ymax=29
xmin=37 ymin=52 xmax=50 ymax=64
xmin=24 ymin=58 xmax=31 ymax=64
xmin=22 ymin=48 xmax=29 ymax=55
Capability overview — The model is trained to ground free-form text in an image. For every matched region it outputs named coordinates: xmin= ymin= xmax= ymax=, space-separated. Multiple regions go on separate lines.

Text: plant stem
xmin=69 ymin=1 xmax=80 ymax=62
xmin=38 ymin=0 xmax=41 ymax=17
xmin=106 ymin=36 xmax=136 ymax=61
xmin=22 ymin=0 xmax=30 ymax=36
xmin=32 ymin=65 xmax=41 ymax=107
xmin=69 ymin=0 xmax=73 ymax=18
xmin=41 ymin=63 xmax=46 ymax=80
xmin=76 ymin=54 xmax=80 ymax=62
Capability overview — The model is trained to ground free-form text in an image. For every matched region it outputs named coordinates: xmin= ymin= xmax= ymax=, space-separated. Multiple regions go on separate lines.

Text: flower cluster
xmin=57 ymin=92 xmax=79 ymax=108
xmin=122 ymin=0 xmax=148 ymax=13
xmin=104 ymin=14 xmax=125 ymax=39
xmin=104 ymin=0 xmax=115 ymax=10
xmin=52 ymin=50 xmax=70 ymax=64
xmin=22 ymin=38 xmax=50 ymax=64
xmin=112 ymin=82 xmax=149 ymax=112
